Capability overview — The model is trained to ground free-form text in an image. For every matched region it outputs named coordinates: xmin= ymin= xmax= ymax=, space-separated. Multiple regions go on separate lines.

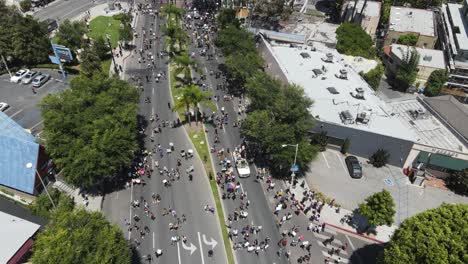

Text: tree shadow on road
xmin=349 ymin=242 xmax=386 ymax=264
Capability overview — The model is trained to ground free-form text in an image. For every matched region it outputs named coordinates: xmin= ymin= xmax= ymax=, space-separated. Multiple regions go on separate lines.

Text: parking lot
xmin=306 ymin=149 xmax=468 ymax=224
xmin=0 ymin=69 xmax=69 ymax=136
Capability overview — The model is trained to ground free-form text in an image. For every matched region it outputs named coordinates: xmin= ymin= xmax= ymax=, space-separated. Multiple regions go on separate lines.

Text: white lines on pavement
xmin=336 ymin=153 xmax=348 ymax=173
xmin=153 ymin=232 xmax=155 ymax=249
xmin=197 ymin=232 xmax=205 ymax=264
xmin=128 ymin=182 xmax=134 ymax=240
xmin=321 ymin=251 xmax=349 ymax=264
xmin=9 ymin=109 xmax=23 ymax=118
xmin=314 ymin=233 xmax=344 ymax=246
xmin=152 ymin=87 xmax=155 ymax=95
xmin=29 ymin=120 xmax=44 ymax=131
xmin=177 ymin=242 xmax=182 ymax=264
xmin=345 ymin=235 xmax=355 ymax=250
xmin=321 ymin=152 xmax=330 ymax=168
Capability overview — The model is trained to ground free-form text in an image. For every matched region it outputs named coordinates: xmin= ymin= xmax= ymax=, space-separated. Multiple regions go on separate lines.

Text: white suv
xmin=10 ymin=69 xmax=29 ymax=83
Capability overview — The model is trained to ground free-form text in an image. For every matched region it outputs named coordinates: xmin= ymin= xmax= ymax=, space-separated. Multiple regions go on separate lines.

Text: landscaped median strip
xmin=168 ymin=63 xmax=235 ymax=264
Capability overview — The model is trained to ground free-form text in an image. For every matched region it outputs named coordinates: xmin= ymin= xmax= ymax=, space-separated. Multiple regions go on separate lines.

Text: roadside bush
xmin=369 ymin=149 xmax=390 ymax=168
xmin=341 ymin=138 xmax=350 ymax=154
xmin=19 ymin=0 xmax=32 ymax=12
xmin=361 ymin=63 xmax=384 ymax=91
xmin=311 ymin=131 xmax=328 ymax=152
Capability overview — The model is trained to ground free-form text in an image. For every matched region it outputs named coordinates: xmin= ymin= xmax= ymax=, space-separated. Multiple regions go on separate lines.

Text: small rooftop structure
xmin=249 ymin=28 xmax=305 ymax=44
xmin=305 ymin=22 xmax=338 ymax=47
xmin=389 ymin=6 xmax=436 ymax=37
xmin=389 ymin=44 xmax=446 ymax=69
xmin=267 ymin=42 xmax=418 ymax=141
xmin=444 ymin=3 xmax=468 ymax=57
xmin=0 ymin=211 xmax=41 ymax=264
xmin=0 ymin=112 xmax=39 ymax=194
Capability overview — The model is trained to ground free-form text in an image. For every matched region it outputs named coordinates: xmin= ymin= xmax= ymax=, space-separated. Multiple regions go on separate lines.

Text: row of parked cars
xmin=10 ymin=69 xmax=51 ymax=87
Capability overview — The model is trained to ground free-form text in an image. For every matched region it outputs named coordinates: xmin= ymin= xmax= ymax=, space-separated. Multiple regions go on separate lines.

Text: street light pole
xmin=282 ymin=143 xmax=299 ymax=188
xmin=106 ymin=34 xmax=119 ymax=75
xmin=26 ymin=163 xmax=56 ymax=209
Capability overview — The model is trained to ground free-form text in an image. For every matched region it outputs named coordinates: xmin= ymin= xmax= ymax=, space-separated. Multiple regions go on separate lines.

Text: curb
xmin=325 ymin=223 xmax=385 ymax=244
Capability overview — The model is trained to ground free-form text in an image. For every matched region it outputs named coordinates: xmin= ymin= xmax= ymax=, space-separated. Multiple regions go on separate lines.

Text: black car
xmin=345 ymin=156 xmax=362 ymax=179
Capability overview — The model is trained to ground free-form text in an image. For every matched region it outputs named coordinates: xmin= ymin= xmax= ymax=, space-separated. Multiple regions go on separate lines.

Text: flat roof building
xmin=260 ymin=37 xmax=468 ymax=174
xmin=341 ymin=0 xmax=381 ymax=38
xmin=385 ymin=7 xmax=437 ymax=48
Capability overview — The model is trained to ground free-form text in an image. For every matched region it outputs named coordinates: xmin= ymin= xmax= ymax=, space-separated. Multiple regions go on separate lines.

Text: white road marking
xmin=197 ymin=232 xmax=205 ymax=264
xmin=345 ymin=235 xmax=355 ymax=250
xmin=9 ymin=109 xmax=23 ymax=118
xmin=314 ymin=233 xmax=343 ymax=246
xmin=128 ymin=182 xmax=134 ymax=239
xmin=321 ymin=250 xmax=349 ymax=263
xmin=152 ymin=86 xmax=155 ymax=95
xmin=321 ymin=152 xmax=330 ymax=168
xmin=29 ymin=120 xmax=44 ymax=131
xmin=337 ymin=153 xmax=348 ymax=173
xmin=177 ymin=242 xmax=182 ymax=264
xmin=202 ymin=234 xmax=218 ymax=249
xmin=153 ymin=232 xmax=155 ymax=249
xmin=115 ymin=192 xmax=119 ymax=200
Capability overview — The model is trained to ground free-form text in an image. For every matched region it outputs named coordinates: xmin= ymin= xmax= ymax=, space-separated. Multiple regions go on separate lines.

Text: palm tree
xmin=162 ymin=22 xmax=188 ymax=56
xmin=161 ymin=4 xmax=184 ymax=20
xmin=174 ymin=52 xmax=197 ymax=83
xmin=174 ymin=85 xmax=211 ymax=124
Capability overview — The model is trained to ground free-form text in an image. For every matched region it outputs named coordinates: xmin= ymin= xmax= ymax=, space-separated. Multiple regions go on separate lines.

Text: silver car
xmin=32 ymin=73 xmax=51 ymax=88
xmin=21 ymin=71 xmax=39 ymax=84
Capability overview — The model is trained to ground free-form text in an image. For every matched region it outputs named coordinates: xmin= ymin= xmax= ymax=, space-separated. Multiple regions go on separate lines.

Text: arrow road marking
xmin=181 ymin=240 xmax=197 ymax=255
xmin=202 ymin=234 xmax=218 ymax=249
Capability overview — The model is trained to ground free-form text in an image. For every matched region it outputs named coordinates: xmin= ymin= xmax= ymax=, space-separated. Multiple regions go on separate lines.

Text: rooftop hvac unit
xmin=356 ymin=112 xmax=370 ymax=124
xmin=340 ymin=110 xmax=354 ymax=124
xmin=321 ymin=53 xmax=334 ymax=63
xmin=335 ymin=69 xmax=348 ymax=79
xmin=423 ymin=55 xmax=432 ymax=61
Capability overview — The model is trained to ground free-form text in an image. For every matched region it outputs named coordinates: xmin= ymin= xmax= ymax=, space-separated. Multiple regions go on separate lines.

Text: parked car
xmin=32 ymin=73 xmax=51 ymax=87
xmin=10 ymin=69 xmax=29 ymax=83
xmin=345 ymin=156 xmax=362 ymax=179
xmin=0 ymin=102 xmax=9 ymax=112
xmin=22 ymin=71 xmax=39 ymax=84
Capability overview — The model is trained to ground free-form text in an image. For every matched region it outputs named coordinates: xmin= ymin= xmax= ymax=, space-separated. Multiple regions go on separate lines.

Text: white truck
xmin=233 ymin=146 xmax=250 ymax=178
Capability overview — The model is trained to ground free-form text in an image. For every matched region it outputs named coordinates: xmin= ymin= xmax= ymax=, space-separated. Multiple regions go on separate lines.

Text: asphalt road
xmin=33 ymin=0 xmax=107 ymax=21
xmin=102 ymin=2 xmax=227 ymax=264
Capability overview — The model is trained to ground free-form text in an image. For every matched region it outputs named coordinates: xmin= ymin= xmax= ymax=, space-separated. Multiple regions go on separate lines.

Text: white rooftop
xmin=390 ymin=44 xmax=446 ymax=69
xmin=388 ymin=99 xmax=466 ymax=152
xmin=346 ymin=0 xmax=381 ymax=17
xmin=305 ymin=22 xmax=338 ymax=46
xmin=389 ymin=7 xmax=435 ymax=37
xmin=446 ymin=3 xmax=468 ymax=51
xmin=0 ymin=211 xmax=40 ymax=263
xmin=267 ymin=42 xmax=418 ymax=141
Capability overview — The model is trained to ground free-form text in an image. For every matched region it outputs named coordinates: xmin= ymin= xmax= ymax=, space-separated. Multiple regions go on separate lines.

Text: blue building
xmin=0 ymin=112 xmax=52 ymax=201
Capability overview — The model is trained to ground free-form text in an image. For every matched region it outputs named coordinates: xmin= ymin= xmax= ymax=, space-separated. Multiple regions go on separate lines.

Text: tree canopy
xmin=242 ymin=72 xmax=318 ymax=174
xmin=217 ymin=8 xmax=240 ymax=29
xmin=446 ymin=168 xmax=468 ymax=195
xmin=336 ymin=23 xmax=375 ymax=59
xmin=29 ymin=188 xmax=75 ymax=218
xmin=0 ymin=0 xmax=50 ymax=65
xmin=32 ymin=209 xmax=131 ymax=264
xmin=215 ymin=25 xmax=257 ymax=56
xmin=79 ymin=48 xmax=102 ymax=78
xmin=394 ymin=48 xmax=420 ymax=91
xmin=361 ymin=63 xmax=384 ymax=90
xmin=40 ymin=74 xmax=139 ymax=191
xmin=174 ymin=84 xmax=211 ymax=123
xmin=397 ymin=33 xmax=419 ymax=46
xmin=424 ymin=69 xmax=448 ymax=97
xmin=358 ymin=189 xmax=395 ymax=227
xmin=56 ymin=19 xmax=87 ymax=50
xmin=379 ymin=203 xmax=468 ymax=264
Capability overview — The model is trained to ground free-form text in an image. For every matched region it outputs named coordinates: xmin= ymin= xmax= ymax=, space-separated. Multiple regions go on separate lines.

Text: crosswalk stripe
xmin=318 ymin=242 xmax=349 ymax=256
xmin=313 ymin=233 xmax=344 ymax=246
xmin=321 ymin=250 xmax=349 ymax=263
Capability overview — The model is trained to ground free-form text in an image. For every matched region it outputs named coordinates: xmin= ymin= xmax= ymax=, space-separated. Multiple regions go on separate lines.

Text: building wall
xmin=314 ymin=121 xmax=414 ymax=167
xmin=361 ymin=16 xmax=379 ymax=38
xmin=384 ymin=31 xmax=437 ymax=48
xmin=258 ymin=36 xmax=289 ymax=84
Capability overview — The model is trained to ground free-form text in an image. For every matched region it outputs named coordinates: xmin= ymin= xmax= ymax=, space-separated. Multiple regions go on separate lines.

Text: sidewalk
xmin=53 ymin=179 xmax=102 ymax=212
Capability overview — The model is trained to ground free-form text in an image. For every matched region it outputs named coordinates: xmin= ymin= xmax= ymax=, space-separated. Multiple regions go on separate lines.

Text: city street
xmin=102 ymin=1 xmax=227 ymax=263
xmin=34 ymin=0 xmax=106 ymax=21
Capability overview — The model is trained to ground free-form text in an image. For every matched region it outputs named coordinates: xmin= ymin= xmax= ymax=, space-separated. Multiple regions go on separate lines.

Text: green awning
xmin=416 ymin=151 xmax=430 ymax=164
xmin=428 ymin=154 xmax=468 ymax=172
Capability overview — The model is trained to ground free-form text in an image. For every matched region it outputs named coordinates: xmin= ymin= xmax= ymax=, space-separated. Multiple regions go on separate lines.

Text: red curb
xmin=325 ymin=223 xmax=385 ymax=244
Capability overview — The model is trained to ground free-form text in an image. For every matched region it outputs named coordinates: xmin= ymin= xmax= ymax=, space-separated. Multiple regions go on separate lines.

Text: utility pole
xmin=0 ymin=53 xmax=12 ymax=77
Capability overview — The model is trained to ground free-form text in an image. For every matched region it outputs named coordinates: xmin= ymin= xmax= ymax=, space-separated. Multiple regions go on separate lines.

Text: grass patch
xmin=188 ymin=126 xmax=235 ymax=264
xmin=88 ymin=16 xmax=121 ymax=47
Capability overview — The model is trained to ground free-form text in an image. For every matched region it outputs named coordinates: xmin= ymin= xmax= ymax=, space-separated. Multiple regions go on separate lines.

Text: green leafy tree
xmin=32 ymin=209 xmax=131 ymax=264
xmin=19 ymin=0 xmax=32 ymax=12
xmin=80 ymin=48 xmax=102 ymax=78
xmin=215 ymin=26 xmax=257 ymax=56
xmin=358 ymin=189 xmax=395 ymax=227
xmin=341 ymin=138 xmax=350 ymax=154
xmin=161 ymin=4 xmax=184 ymax=20
xmin=174 ymin=52 xmax=197 ymax=83
xmin=311 ymin=131 xmax=329 ymax=152
xmin=397 ymin=33 xmax=419 ymax=46
xmin=424 ymin=69 xmax=448 ymax=97
xmin=40 ymin=74 xmax=139 ymax=191
xmin=225 ymin=51 xmax=263 ymax=91
xmin=379 ymin=203 xmax=468 ymax=264
xmin=92 ymin=36 xmax=110 ymax=60
xmin=163 ymin=21 xmax=188 ymax=55
xmin=56 ymin=19 xmax=87 ymax=50
xmin=361 ymin=63 xmax=384 ymax=90
xmin=217 ymin=8 xmax=240 ymax=29
xmin=29 ymin=188 xmax=74 ymax=218
xmin=174 ymin=84 xmax=212 ymax=124
xmin=369 ymin=148 xmax=390 ymax=168
xmin=446 ymin=168 xmax=468 ymax=195
xmin=118 ymin=23 xmax=133 ymax=43
xmin=395 ymin=48 xmax=420 ymax=91
xmin=336 ymin=23 xmax=376 ymax=59
xmin=0 ymin=2 xmax=50 ymax=65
